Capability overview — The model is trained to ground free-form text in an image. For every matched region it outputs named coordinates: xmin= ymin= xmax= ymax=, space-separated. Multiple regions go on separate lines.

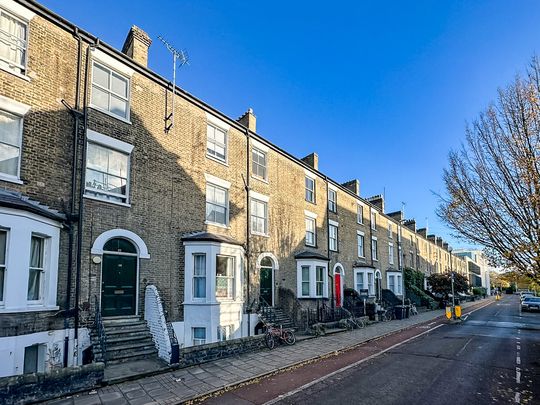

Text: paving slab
xmin=42 ymin=298 xmax=493 ymax=405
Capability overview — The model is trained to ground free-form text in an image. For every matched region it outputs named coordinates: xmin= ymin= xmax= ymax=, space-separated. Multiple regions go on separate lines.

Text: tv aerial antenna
xmin=158 ymin=35 xmax=189 ymax=132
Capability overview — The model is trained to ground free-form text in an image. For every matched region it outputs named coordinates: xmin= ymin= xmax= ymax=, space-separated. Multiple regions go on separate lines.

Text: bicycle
xmin=264 ymin=324 xmax=296 ymax=349
xmin=382 ymin=307 xmax=395 ymax=322
xmin=343 ymin=317 xmax=366 ymax=330
xmin=410 ymin=303 xmax=418 ymax=316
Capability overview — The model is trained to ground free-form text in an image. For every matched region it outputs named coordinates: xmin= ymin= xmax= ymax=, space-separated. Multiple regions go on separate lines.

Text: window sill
xmin=0 ymin=174 xmax=23 ymax=185
xmin=252 ymin=175 xmax=268 ymax=184
xmin=89 ymin=105 xmax=132 ymax=124
xmin=206 ymin=154 xmax=229 ymax=167
xmin=0 ymin=305 xmax=59 ymax=313
xmin=205 ymin=221 xmax=230 ymax=229
xmin=251 ymin=232 xmax=270 ymax=238
xmin=305 ymin=243 xmax=317 ymax=248
xmin=84 ymin=194 xmax=131 ymax=208
xmin=0 ymin=64 xmax=31 ymax=82
xmin=305 ymin=200 xmax=316 ymax=205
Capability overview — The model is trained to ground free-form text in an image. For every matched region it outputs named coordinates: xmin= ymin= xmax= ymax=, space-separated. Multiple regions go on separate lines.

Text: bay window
xmin=193 ymin=254 xmax=206 ymax=299
xmin=27 ymin=235 xmax=44 ymax=302
xmin=216 ymin=255 xmax=234 ymax=299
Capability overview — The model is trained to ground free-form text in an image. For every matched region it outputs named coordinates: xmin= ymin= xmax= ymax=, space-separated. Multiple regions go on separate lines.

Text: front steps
xmin=91 ymin=316 xmax=160 ymax=365
xmin=258 ymin=307 xmax=295 ymax=329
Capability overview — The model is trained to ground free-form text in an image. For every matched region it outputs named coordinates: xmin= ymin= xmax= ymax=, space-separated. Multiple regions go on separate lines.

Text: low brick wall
xmin=0 ymin=363 xmax=104 ymax=405
xmin=180 ymin=335 xmax=266 ymax=367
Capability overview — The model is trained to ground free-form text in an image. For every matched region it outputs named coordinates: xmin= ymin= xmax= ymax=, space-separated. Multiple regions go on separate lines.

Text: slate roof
xmin=294 ymin=250 xmax=330 ymax=261
xmin=0 ymin=189 xmax=65 ymax=221
xmin=181 ymin=231 xmax=243 ymax=246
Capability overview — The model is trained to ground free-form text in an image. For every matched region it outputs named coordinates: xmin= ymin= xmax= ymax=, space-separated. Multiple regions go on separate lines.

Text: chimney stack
xmin=342 ymin=179 xmax=360 ymax=196
xmin=301 ymin=153 xmax=319 ymax=171
xmin=122 ymin=25 xmax=152 ymax=67
xmin=366 ymin=195 xmax=384 ymax=212
xmin=238 ymin=108 xmax=257 ymax=132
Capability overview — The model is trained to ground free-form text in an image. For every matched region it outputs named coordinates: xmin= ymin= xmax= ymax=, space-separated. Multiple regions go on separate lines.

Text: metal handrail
xmin=93 ymin=295 xmax=107 ymax=365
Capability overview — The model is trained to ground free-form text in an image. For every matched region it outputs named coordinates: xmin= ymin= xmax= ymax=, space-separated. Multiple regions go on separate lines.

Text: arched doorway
xmin=101 ymin=238 xmax=138 ymax=317
xmin=375 ymin=270 xmax=382 ymax=302
xmin=259 ymin=256 xmax=274 ymax=306
xmin=334 ymin=264 xmax=344 ymax=307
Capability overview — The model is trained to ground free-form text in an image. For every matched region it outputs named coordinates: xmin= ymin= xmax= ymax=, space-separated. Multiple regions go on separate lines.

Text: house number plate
xmin=114 ymin=290 xmax=125 ymax=295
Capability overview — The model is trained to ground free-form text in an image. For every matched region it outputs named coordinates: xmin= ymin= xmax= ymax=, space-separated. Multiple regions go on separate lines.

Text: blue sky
xmin=41 ymin=0 xmax=540 ymax=246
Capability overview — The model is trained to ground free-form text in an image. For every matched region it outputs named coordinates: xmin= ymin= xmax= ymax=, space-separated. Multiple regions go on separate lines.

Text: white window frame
xmin=90 ymin=61 xmax=131 ymax=122
xmin=0 ymin=229 xmax=6 ymax=304
xmin=23 ymin=343 xmax=46 ymax=374
xmin=388 ymin=223 xmax=393 ymax=238
xmin=217 ymin=324 xmax=233 ymax=341
xmin=252 ymin=146 xmax=267 ymax=181
xmin=354 ymin=268 xmax=375 ymax=296
xmin=305 ymin=216 xmax=316 ymax=247
xmin=0 ymin=96 xmax=30 ymax=184
xmin=315 ymin=265 xmax=325 ymax=297
xmin=249 ymin=191 xmax=269 ymax=236
xmin=192 ymin=253 xmax=206 ymax=299
xmin=387 ymin=272 xmax=403 ymax=295
xmin=371 ymin=236 xmax=378 ymax=261
xmin=389 ymin=242 xmax=394 ymax=265
xmin=356 ymin=204 xmax=363 ymax=224
xmin=328 ymin=188 xmax=337 ymax=213
xmin=205 ymin=183 xmax=229 ymax=227
xmin=0 ymin=208 xmax=61 ymax=313
xmin=0 ymin=6 xmax=31 ymax=78
xmin=84 ymin=130 xmax=133 ymax=207
xmin=297 ymin=260 xmax=328 ymax=299
xmin=192 ymin=327 xmax=206 ymax=346
xmin=27 ymin=234 xmax=46 ymax=304
xmin=329 ymin=221 xmax=338 ymax=252
xmin=216 ymin=255 xmax=235 ymax=300
xmin=357 ymin=231 xmax=365 ymax=258
xmin=371 ymin=209 xmax=377 ymax=231
xmin=305 ymin=175 xmax=315 ymax=203
xmin=206 ymin=122 xmax=228 ymax=163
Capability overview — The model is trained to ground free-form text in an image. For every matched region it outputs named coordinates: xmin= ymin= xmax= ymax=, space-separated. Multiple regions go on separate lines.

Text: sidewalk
xmin=46 ymin=298 xmax=494 ymax=405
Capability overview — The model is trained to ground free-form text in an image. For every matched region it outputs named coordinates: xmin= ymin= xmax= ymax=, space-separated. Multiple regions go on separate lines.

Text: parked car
xmin=520 ymin=292 xmax=535 ymax=302
xmin=521 ymin=297 xmax=540 ymax=312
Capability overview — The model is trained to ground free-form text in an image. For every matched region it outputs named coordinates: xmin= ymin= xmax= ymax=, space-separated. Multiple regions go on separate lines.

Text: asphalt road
xmin=275 ymin=295 xmax=540 ymax=405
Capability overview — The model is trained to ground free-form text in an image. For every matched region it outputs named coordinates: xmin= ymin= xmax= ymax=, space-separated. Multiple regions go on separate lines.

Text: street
xmin=203 ymin=296 xmax=540 ymax=405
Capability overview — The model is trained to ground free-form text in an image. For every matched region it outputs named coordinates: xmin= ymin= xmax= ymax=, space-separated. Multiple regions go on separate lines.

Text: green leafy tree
xmin=427 ymin=273 xmax=469 ymax=298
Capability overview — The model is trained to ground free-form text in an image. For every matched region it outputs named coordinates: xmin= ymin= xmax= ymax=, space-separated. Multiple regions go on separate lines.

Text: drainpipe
xmin=244 ymin=128 xmax=251 ymax=336
xmin=63 ymin=27 xmax=83 ymax=368
xmin=74 ymin=38 xmax=96 ymax=348
xmin=324 ymin=176 xmax=334 ymax=309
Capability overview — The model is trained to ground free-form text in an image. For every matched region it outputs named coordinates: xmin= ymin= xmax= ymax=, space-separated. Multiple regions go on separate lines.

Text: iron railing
xmin=93 ymin=295 xmax=107 ymax=365
xmin=258 ymin=296 xmax=276 ymax=324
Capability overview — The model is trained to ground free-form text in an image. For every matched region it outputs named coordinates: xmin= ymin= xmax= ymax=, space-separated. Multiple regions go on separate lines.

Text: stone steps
xmin=91 ymin=317 xmax=159 ymax=364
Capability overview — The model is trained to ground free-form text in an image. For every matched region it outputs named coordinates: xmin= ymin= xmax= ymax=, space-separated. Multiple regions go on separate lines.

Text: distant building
xmin=453 ymin=249 xmax=491 ymax=294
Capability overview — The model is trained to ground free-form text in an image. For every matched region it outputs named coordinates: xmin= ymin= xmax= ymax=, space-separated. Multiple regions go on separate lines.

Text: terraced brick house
xmin=0 ymin=0 xmax=468 ymax=377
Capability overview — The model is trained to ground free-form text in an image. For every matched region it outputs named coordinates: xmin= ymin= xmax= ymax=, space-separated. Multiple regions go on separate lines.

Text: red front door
xmin=335 ymin=273 xmax=342 ymax=307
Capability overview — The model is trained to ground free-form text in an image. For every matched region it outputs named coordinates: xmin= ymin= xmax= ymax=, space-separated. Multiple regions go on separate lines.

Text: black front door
xmin=101 ymin=254 xmax=137 ymax=317
xmin=260 ymin=266 xmax=273 ymax=305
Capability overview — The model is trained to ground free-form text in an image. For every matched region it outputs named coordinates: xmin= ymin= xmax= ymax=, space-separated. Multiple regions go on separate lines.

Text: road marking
xmin=517 ymin=345 xmax=521 ymax=350
xmin=427 ymin=321 xmax=436 ymax=326
xmin=264 ymin=324 xmax=445 ymax=405
xmin=457 ymin=337 xmax=473 ymax=356
xmin=515 ymin=392 xmax=521 ymax=403
xmin=516 ymin=368 xmax=521 ymax=384
xmin=516 ymin=356 xmax=521 ymax=365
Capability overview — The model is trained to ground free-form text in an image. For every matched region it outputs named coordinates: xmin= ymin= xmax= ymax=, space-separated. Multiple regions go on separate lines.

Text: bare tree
xmin=438 ymin=57 xmax=540 ymax=280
